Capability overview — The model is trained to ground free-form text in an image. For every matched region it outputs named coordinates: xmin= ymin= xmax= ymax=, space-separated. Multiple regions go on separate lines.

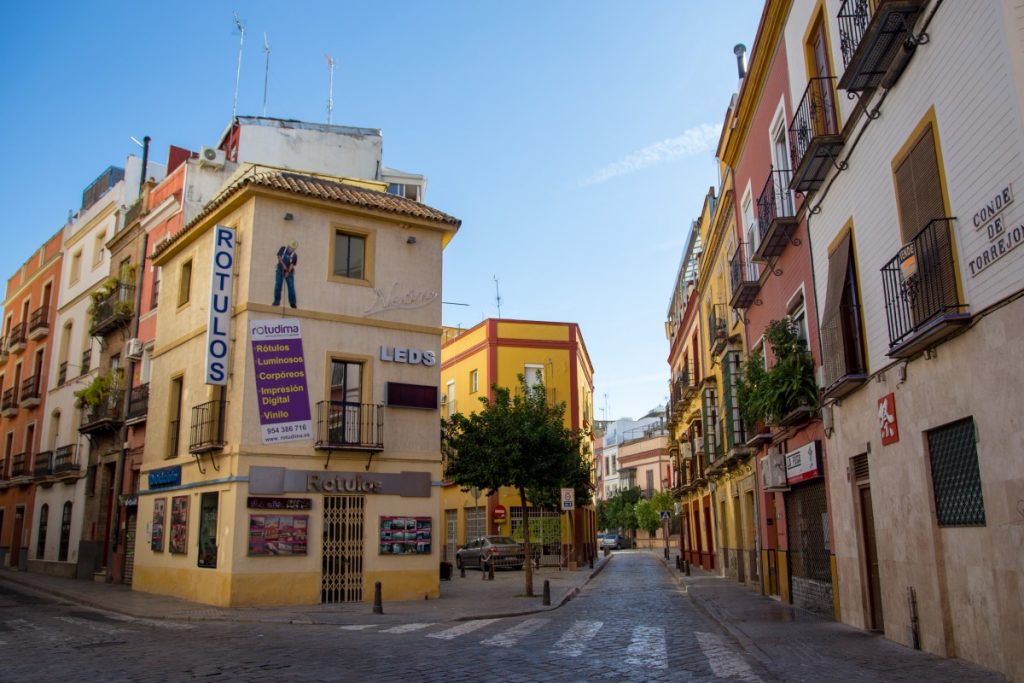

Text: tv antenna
xmin=325 ymin=53 xmax=336 ymax=124
xmin=493 ymin=276 xmax=502 ymax=319
xmin=232 ymin=14 xmax=245 ymax=119
xmin=262 ymin=33 xmax=271 ymax=117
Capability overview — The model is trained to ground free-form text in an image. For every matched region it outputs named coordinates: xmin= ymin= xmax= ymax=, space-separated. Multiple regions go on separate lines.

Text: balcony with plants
xmin=737 ymin=319 xmax=819 ymax=431
xmin=89 ymin=277 xmax=135 ymax=337
xmin=881 ymin=217 xmax=969 ymax=358
xmin=788 ymin=77 xmax=844 ymax=193
xmin=837 ymin=0 xmax=926 ymax=93
xmin=75 ymin=371 xmax=125 ymax=434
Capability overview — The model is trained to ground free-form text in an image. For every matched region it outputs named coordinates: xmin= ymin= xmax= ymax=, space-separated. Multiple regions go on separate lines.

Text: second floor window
xmin=330 ymin=360 xmax=362 ymax=404
xmin=333 ymin=230 xmax=366 ymax=280
xmin=178 ymin=260 xmax=192 ymax=306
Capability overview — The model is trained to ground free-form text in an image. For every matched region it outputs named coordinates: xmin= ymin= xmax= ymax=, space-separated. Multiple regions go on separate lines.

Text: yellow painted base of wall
xmin=777 ymin=551 xmax=791 ymax=604
xmin=133 ymin=566 xmax=440 ymax=607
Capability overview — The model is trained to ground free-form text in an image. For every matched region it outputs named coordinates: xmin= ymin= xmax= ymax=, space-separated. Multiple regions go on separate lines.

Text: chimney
xmin=734 ymin=43 xmax=747 ymax=80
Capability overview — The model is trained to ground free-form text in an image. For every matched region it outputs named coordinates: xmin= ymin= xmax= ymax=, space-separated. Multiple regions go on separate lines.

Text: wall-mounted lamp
xmin=284 ymin=213 xmax=294 ymax=221
xmin=406 ymin=236 xmax=417 ymax=244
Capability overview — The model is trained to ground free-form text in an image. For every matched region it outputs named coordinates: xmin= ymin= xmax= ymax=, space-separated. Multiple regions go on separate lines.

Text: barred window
xmin=927 ymin=418 xmax=985 ymax=527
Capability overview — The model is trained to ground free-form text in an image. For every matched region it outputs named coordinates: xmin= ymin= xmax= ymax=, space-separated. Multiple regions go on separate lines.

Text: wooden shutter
xmin=895 ymin=124 xmax=945 ymax=243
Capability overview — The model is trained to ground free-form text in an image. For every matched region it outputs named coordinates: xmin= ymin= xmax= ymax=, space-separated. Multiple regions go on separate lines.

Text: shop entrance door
xmin=12 ymin=507 xmax=24 ymax=568
xmin=122 ymin=508 xmax=137 ymax=585
xmin=322 ymin=495 xmax=364 ymax=603
xmin=860 ymin=485 xmax=884 ymax=631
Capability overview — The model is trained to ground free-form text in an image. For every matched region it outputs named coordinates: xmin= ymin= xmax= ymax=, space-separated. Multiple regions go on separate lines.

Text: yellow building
xmin=131 ymin=165 xmax=459 ymax=607
xmin=439 ymin=319 xmax=595 ymax=567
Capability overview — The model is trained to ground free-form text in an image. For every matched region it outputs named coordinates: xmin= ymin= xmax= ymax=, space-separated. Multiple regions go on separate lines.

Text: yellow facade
xmin=439 ymin=319 xmax=596 ymax=565
xmin=132 ymin=167 xmax=459 ymax=607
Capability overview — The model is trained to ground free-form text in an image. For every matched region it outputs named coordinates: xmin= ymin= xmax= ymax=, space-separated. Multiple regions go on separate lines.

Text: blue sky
xmin=0 ymin=1 xmax=764 ymax=421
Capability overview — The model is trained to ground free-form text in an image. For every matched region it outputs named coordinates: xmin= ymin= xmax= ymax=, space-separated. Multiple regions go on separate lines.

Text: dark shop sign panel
xmin=249 ymin=466 xmax=432 ymax=497
xmin=148 ymin=466 xmax=182 ymax=489
xmin=247 ymin=496 xmax=314 ymax=511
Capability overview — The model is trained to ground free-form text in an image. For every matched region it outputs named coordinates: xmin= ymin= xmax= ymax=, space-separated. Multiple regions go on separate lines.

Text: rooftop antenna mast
xmin=325 ymin=53 xmax=336 ymax=124
xmin=262 ymin=33 xmax=271 ymax=117
xmin=232 ymin=13 xmax=245 ymax=119
xmin=493 ymin=276 xmax=502 ymax=319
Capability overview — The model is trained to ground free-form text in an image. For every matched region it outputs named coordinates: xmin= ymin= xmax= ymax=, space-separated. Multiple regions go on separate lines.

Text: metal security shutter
xmin=927 ymin=418 xmax=985 ymax=526
xmin=786 ymin=480 xmax=834 ymax=617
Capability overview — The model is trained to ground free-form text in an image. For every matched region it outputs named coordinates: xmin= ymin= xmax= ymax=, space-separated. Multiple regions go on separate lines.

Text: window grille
xmin=928 ymin=418 xmax=985 ymax=527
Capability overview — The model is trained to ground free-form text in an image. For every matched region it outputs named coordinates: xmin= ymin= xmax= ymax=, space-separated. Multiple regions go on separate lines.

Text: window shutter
xmin=895 ymin=124 xmax=945 ymax=243
xmin=821 ymin=232 xmax=854 ymax=388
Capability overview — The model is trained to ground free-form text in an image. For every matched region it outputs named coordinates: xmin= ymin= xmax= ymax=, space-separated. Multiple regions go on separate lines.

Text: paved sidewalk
xmin=649 ymin=548 xmax=1007 ymax=682
xmin=0 ymin=556 xmax=608 ymax=626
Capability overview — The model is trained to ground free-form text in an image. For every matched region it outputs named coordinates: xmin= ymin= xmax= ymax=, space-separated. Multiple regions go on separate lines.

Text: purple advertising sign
xmin=250 ymin=318 xmax=313 ymax=444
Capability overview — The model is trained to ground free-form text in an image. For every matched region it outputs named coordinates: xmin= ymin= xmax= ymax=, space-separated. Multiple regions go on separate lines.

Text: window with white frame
xmin=787 ymin=288 xmax=809 ymax=349
xmin=524 ymin=364 xmax=544 ymax=389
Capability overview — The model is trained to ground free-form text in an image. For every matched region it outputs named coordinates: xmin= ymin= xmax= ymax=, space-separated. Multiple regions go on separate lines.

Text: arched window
xmin=58 ymin=501 xmax=72 ymax=562
xmin=36 ymin=504 xmax=49 ymax=560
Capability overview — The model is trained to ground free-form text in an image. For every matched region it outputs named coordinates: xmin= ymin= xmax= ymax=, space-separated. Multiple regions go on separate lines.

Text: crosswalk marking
xmin=551 ymin=619 xmax=602 ymax=657
xmin=695 ymin=631 xmax=762 ymax=682
xmin=426 ymin=618 xmax=501 ymax=641
xmin=383 ymin=622 xmax=436 ymax=634
xmin=339 ymin=624 xmax=375 ymax=631
xmin=626 ymin=625 xmax=667 ymax=670
xmin=481 ymin=618 xmax=549 ymax=647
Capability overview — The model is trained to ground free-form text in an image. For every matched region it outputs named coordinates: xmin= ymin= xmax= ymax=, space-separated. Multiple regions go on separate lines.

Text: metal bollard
xmin=664 ymin=547 xmax=669 ymax=561
xmin=603 ymin=547 xmax=609 ymax=558
xmin=373 ymin=581 xmax=383 ymax=614
xmin=543 ymin=580 xmax=551 ymax=606
xmin=488 ymin=562 xmax=495 ymax=581
xmin=684 ymin=559 xmax=691 ymax=576
xmin=460 ymin=565 xmax=466 ymax=578
xmin=589 ymin=555 xmax=593 ymax=569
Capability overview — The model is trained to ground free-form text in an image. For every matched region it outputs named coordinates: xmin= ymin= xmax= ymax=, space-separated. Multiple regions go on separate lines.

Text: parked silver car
xmin=598 ymin=532 xmax=631 ymax=550
xmin=455 ymin=536 xmax=526 ymax=570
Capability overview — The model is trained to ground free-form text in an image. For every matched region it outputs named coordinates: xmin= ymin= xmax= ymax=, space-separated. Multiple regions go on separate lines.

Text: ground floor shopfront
xmin=680 ymin=490 xmax=715 ymax=571
xmin=0 ymin=484 xmax=33 ymax=569
xmin=132 ymin=460 xmax=443 ymax=607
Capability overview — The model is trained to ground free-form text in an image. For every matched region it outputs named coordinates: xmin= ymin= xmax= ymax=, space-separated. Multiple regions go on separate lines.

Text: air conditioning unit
xmin=439 ymin=394 xmax=448 ymax=405
xmin=125 ymin=338 xmax=143 ymax=360
xmin=760 ymin=447 xmax=789 ymax=491
xmin=199 ymin=146 xmax=226 ymax=168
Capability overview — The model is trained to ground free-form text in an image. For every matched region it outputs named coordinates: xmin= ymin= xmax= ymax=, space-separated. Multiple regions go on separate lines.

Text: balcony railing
xmin=755 ymin=168 xmax=799 ymax=262
xmin=127 ymin=382 xmax=150 ymax=421
xmin=670 ymin=367 xmax=698 ymax=407
xmin=788 ymin=77 xmax=844 ymax=193
xmin=708 ymin=304 xmax=729 ymax=355
xmin=729 ymin=245 xmax=760 ymax=309
xmin=81 ymin=348 xmax=92 ymax=375
xmin=19 ymin=375 xmax=41 ymax=408
xmin=7 ymin=322 xmax=26 ymax=353
xmin=0 ymin=458 xmax=5 ymax=480
xmin=1 ymin=388 xmax=17 ymax=416
xmin=189 ymin=399 xmax=227 ymax=454
xmin=10 ymin=451 xmax=31 ymax=478
xmin=838 ymin=0 xmax=926 ymax=92
xmin=79 ymin=391 xmax=124 ymax=434
xmin=821 ymin=302 xmax=869 ymax=400
xmin=89 ymin=284 xmax=135 ymax=336
xmin=53 ymin=444 xmax=80 ymax=475
xmin=881 ymin=218 xmax=969 ymax=358
xmin=58 ymin=361 xmax=68 ymax=386
xmin=34 ymin=450 xmax=53 ymax=478
xmin=28 ymin=304 xmax=51 ymax=340
xmin=0 ymin=336 xmax=6 ymax=360
xmin=315 ymin=401 xmax=384 ymax=452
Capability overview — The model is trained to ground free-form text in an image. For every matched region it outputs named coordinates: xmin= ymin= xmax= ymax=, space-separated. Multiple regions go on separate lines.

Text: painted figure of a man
xmin=273 ymin=240 xmax=298 ymax=308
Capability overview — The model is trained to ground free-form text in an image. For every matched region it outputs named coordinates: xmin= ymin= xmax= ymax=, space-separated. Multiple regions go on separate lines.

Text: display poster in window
xmin=169 ymin=495 xmax=189 ymax=554
xmin=250 ymin=318 xmax=313 ymax=444
xmin=379 ymin=516 xmax=432 ymax=555
xmin=151 ymin=497 xmax=166 ymax=552
xmin=248 ymin=515 xmax=308 ymax=555
xmin=198 ymin=492 xmax=219 ymax=568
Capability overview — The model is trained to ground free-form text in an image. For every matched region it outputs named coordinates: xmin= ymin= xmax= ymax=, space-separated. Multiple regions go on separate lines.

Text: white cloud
xmin=578 ymin=123 xmax=722 ymax=187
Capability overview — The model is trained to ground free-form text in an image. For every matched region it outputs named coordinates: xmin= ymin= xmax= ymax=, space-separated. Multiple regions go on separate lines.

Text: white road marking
xmin=382 ymin=622 xmax=437 ymax=634
xmin=481 ymin=618 xmax=549 ymax=647
xmin=426 ymin=618 xmax=501 ymax=640
xmin=625 ymin=625 xmax=668 ymax=670
xmin=695 ymin=631 xmax=762 ymax=681
xmin=551 ymin=620 xmax=603 ymax=657
xmin=339 ymin=624 xmax=376 ymax=631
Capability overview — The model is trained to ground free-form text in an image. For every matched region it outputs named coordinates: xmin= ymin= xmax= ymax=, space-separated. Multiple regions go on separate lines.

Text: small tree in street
xmin=601 ymin=487 xmax=641 ymax=537
xmin=442 ymin=377 xmax=592 ymax=597
xmin=635 ymin=490 xmax=676 ymax=547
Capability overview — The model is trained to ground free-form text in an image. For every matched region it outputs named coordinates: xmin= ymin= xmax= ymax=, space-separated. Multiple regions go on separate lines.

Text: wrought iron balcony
xmin=882 ymin=218 xmax=969 ymax=358
xmin=189 ymin=399 xmax=227 ymax=454
xmin=315 ymin=401 xmax=384 ymax=452
xmin=53 ymin=444 xmax=80 ymax=476
xmin=729 ymin=245 xmax=761 ymax=309
xmin=0 ymin=336 xmax=6 ymax=361
xmin=89 ymin=284 xmax=135 ymax=336
xmin=670 ymin=367 xmax=698 ymax=408
xmin=789 ymin=77 xmax=844 ymax=193
xmin=755 ymin=168 xmax=799 ymax=262
xmin=708 ymin=304 xmax=729 ymax=356
xmin=126 ymin=382 xmax=150 ymax=422
xmin=57 ymin=361 xmax=68 ymax=386
xmin=10 ymin=451 xmax=31 ymax=478
xmin=34 ymin=450 xmax=53 ymax=478
xmin=79 ymin=391 xmax=124 ymax=434
xmin=19 ymin=375 xmax=41 ymax=408
xmin=28 ymin=304 xmax=51 ymax=340
xmin=7 ymin=322 xmax=26 ymax=354
xmin=821 ymin=302 xmax=869 ymax=400
xmin=1 ymin=388 xmax=17 ymax=416
xmin=0 ymin=457 xmax=6 ymax=481
xmin=80 ymin=348 xmax=92 ymax=375
xmin=838 ymin=0 xmax=926 ymax=93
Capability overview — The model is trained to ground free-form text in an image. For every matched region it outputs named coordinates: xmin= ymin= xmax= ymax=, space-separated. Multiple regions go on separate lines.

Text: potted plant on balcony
xmin=737 ymin=319 xmax=818 ymax=428
xmin=73 ymin=370 xmax=122 ymax=409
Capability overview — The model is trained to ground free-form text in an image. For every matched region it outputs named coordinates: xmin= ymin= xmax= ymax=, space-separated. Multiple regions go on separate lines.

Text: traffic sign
xmin=561 ymin=488 xmax=575 ymax=511
xmin=660 ymin=511 xmax=671 ymax=521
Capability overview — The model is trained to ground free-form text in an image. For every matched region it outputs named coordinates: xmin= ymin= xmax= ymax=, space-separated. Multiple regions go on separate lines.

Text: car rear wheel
xmin=455 ymin=556 xmax=463 ymax=570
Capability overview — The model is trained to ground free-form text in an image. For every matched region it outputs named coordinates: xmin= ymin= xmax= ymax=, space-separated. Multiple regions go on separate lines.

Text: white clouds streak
xmin=578 ymin=123 xmax=722 ymax=187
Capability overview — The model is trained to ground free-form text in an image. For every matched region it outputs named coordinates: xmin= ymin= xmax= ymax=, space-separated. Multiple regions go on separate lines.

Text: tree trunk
xmin=519 ymin=486 xmax=534 ymax=597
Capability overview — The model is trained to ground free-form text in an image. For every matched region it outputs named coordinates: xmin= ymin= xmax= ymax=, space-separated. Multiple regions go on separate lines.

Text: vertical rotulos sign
xmin=251 ymin=318 xmax=313 ymax=443
xmin=206 ymin=226 xmax=235 ymax=385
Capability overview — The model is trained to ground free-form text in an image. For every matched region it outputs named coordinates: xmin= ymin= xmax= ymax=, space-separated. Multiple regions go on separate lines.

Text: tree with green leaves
xmin=601 ymin=487 xmax=641 ymax=536
xmin=635 ymin=490 xmax=675 ymax=539
xmin=442 ymin=377 xmax=592 ymax=597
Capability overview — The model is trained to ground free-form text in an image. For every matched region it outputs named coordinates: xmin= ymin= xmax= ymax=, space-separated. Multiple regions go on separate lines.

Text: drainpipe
xmin=106 ymin=231 xmax=148 ymax=582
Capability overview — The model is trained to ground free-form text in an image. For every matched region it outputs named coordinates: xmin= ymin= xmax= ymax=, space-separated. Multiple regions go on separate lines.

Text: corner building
xmin=132 ymin=165 xmax=459 ymax=606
